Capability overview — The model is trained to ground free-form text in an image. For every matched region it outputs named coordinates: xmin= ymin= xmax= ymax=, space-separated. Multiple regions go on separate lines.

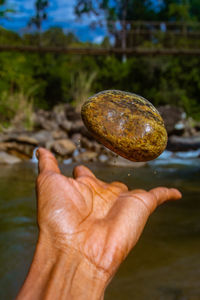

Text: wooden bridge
xmin=0 ymin=45 xmax=200 ymax=56
xmin=0 ymin=21 xmax=200 ymax=56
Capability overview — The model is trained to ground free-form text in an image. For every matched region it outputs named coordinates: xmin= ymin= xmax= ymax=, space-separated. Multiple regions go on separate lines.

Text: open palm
xmin=37 ymin=148 xmax=181 ymax=278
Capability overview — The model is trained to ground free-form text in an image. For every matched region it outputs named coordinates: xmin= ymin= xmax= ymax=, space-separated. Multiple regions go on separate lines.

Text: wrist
xmin=17 ymin=234 xmax=109 ymax=300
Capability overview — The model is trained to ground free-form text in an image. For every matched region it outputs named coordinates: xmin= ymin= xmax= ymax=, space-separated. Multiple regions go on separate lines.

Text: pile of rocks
xmin=158 ymin=105 xmax=200 ymax=151
xmin=0 ymin=104 xmax=144 ymax=167
xmin=0 ymin=104 xmax=199 ymax=165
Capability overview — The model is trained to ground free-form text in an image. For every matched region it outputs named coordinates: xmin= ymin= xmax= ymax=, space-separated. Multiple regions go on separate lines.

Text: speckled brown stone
xmin=81 ymin=90 xmax=167 ymax=162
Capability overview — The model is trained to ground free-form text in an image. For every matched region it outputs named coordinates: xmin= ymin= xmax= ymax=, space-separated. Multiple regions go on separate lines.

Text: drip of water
xmin=73 ymin=149 xmax=79 ymax=157
xmin=31 ymin=147 xmax=39 ymax=163
xmin=63 ymin=158 xmax=73 ymax=165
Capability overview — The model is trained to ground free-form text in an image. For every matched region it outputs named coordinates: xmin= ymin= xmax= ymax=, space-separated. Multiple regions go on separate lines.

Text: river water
xmin=0 ymin=156 xmax=200 ymax=300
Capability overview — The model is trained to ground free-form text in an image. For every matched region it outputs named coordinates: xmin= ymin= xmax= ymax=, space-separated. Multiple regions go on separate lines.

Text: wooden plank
xmin=0 ymin=45 xmax=200 ymax=55
xmin=129 ymin=30 xmax=200 ymax=36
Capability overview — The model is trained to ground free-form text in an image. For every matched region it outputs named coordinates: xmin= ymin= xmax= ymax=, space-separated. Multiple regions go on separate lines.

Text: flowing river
xmin=0 ymin=155 xmax=200 ymax=300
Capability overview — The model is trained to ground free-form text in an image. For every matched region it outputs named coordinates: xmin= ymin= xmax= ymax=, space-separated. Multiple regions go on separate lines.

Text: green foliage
xmin=93 ymin=55 xmax=200 ymax=120
xmin=42 ymin=28 xmax=78 ymax=47
xmin=29 ymin=0 xmax=49 ymax=30
xmin=190 ymin=0 xmax=200 ymax=21
xmin=75 ymin=0 xmax=157 ymax=21
xmin=70 ymin=71 xmax=97 ymax=111
xmin=0 ymin=0 xmax=200 ymax=127
xmin=168 ymin=1 xmax=192 ymax=22
xmin=0 ymin=27 xmax=21 ymax=45
xmin=158 ymin=0 xmax=200 ymax=21
xmin=0 ymin=0 xmax=15 ymax=18
xmin=0 ymin=46 xmax=200 ymax=124
xmin=0 ymin=90 xmax=34 ymax=130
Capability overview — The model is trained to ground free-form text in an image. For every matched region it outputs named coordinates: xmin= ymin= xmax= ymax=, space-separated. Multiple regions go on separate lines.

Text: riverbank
xmin=0 ymin=104 xmax=200 ymax=166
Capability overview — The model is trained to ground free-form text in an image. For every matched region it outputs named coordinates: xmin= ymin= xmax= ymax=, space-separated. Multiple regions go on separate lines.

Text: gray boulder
xmin=52 ymin=139 xmax=76 ymax=156
xmin=0 ymin=151 xmax=21 ymax=164
xmin=73 ymin=151 xmax=98 ymax=162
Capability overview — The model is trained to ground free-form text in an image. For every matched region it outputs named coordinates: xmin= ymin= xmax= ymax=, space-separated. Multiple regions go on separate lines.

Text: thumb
xmin=37 ymin=148 xmax=61 ymax=175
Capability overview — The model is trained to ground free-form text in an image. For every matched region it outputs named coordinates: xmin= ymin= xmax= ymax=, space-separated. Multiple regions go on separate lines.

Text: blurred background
xmin=0 ymin=0 xmax=200 ymax=123
xmin=0 ymin=1 xmax=200 ymax=299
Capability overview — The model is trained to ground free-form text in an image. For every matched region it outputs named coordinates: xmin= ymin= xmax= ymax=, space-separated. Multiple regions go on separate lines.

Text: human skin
xmin=16 ymin=148 xmax=182 ymax=300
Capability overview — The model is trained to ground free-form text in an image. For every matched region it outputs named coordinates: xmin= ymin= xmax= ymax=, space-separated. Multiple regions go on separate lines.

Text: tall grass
xmin=70 ymin=71 xmax=97 ymax=112
xmin=0 ymin=90 xmax=34 ymax=131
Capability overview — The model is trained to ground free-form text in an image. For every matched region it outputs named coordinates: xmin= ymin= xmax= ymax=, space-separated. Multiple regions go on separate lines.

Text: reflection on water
xmin=0 ymin=161 xmax=200 ymax=300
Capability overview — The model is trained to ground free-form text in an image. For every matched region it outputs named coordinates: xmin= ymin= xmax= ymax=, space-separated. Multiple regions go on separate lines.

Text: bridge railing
xmin=0 ymin=21 xmax=200 ymax=55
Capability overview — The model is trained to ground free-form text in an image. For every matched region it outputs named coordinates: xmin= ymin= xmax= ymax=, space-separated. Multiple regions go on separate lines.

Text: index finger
xmin=37 ymin=148 xmax=61 ymax=175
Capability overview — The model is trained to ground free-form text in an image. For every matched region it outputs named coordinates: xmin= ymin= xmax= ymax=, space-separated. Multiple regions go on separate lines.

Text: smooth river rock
xmin=0 ymin=151 xmax=21 ymax=164
xmin=81 ymin=90 xmax=167 ymax=162
xmin=51 ymin=139 xmax=76 ymax=156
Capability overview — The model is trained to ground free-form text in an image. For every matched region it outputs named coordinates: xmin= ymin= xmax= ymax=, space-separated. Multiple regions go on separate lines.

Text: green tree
xmin=75 ymin=0 xmax=156 ymax=20
xmin=0 ymin=0 xmax=6 ymax=18
xmin=158 ymin=0 xmax=197 ymax=21
xmin=0 ymin=0 xmax=15 ymax=19
xmin=75 ymin=0 xmax=157 ymax=54
xmin=42 ymin=27 xmax=78 ymax=47
xmin=168 ymin=0 xmax=192 ymax=22
xmin=29 ymin=0 xmax=49 ymax=31
xmin=190 ymin=0 xmax=200 ymax=21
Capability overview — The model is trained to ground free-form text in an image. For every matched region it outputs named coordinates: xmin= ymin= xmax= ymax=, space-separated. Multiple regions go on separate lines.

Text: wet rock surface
xmin=0 ymin=101 xmax=199 ymax=165
xmin=168 ymin=135 xmax=200 ymax=152
xmin=0 ymin=151 xmax=21 ymax=164
xmin=82 ymin=90 xmax=167 ymax=162
xmin=51 ymin=139 xmax=76 ymax=156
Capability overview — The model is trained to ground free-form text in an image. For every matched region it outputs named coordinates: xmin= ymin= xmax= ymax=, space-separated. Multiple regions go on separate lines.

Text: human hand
xmin=37 ymin=148 xmax=181 ymax=276
xmin=17 ymin=148 xmax=181 ymax=300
